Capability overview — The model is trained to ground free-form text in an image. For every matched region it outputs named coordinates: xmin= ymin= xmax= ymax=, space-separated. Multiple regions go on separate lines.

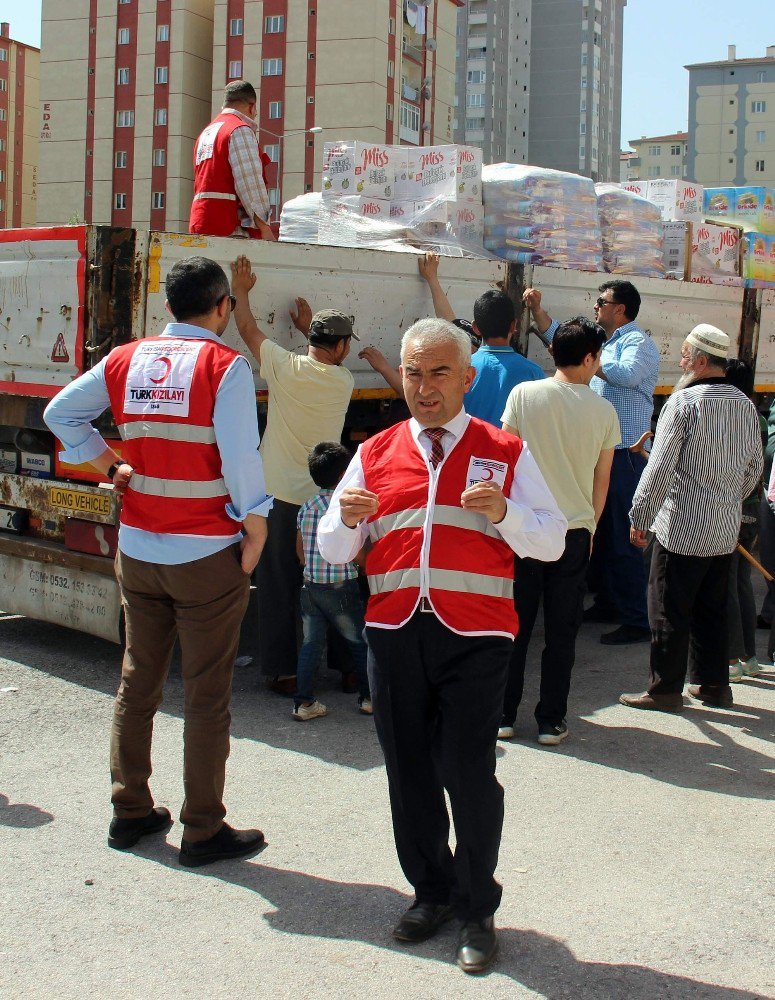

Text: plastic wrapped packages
xmin=482 ymin=163 xmax=604 ymax=271
xmin=595 ymin=183 xmax=665 ymax=278
xmin=279 ymin=192 xmax=321 ymax=244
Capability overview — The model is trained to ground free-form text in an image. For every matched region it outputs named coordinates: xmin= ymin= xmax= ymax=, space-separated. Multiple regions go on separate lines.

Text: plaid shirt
xmin=547 ymin=319 xmax=660 ymax=448
xmin=298 ymin=490 xmax=358 ymax=584
xmin=222 ymin=108 xmax=271 ymax=229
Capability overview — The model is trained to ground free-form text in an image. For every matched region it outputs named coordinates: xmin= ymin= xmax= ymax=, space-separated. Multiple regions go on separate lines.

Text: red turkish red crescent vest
xmin=189 ymin=112 xmax=264 ymax=239
xmin=361 ymin=418 xmax=524 ymax=638
xmin=104 ymin=336 xmax=243 ymax=537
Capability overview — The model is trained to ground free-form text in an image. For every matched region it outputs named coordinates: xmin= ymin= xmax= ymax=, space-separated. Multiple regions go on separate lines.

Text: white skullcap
xmin=685 ymin=324 xmax=730 ymax=360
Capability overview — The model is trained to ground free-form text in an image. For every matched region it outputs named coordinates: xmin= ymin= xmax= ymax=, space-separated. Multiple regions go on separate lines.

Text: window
xmin=756 ymin=160 xmax=766 ymax=173
xmin=0 ymin=79 xmax=5 ymax=91
xmin=649 ymin=145 xmax=662 ymax=156
xmin=117 ymin=67 xmax=129 ymax=85
xmin=580 ymin=99 xmax=586 ymax=112
xmin=114 ymin=193 xmax=127 ymax=210
xmin=263 ymin=144 xmax=279 ymax=162
xmin=465 ymin=117 xmax=484 ymax=130
xmin=670 ymin=144 xmax=681 ymax=156
xmin=152 ymin=148 xmax=166 ymax=167
xmin=115 ymin=150 xmax=127 ymax=168
xmin=386 ymin=103 xmax=394 ymax=121
xmin=647 ymin=165 xmax=661 ymax=178
xmin=389 ymin=16 xmax=395 ymax=34
xmin=0 ymin=110 xmax=6 ymax=122
xmin=0 ymin=170 xmax=4 ymax=182
xmin=157 ymin=24 xmax=169 ymax=42
xmin=152 ymin=192 xmax=165 ymax=209
xmin=0 ymin=139 xmax=5 ymax=151
xmin=119 ymin=0 xmax=131 ymax=4
xmin=262 ymin=58 xmax=283 ymax=76
xmin=757 ymin=70 xmax=767 ymax=83
xmin=118 ymin=28 xmax=130 ymax=45
xmin=753 ymin=100 xmax=767 ymax=113
xmin=269 ymin=188 xmax=280 ymax=207
xmin=269 ymin=101 xmax=282 ymax=119
xmin=467 ymin=70 xmax=485 ymax=83
xmin=154 ymin=108 xmax=168 ymax=126
xmin=580 ymin=122 xmax=586 ymax=134
xmin=0 ymin=48 xmax=7 ymax=61
xmin=265 ymin=15 xmax=285 ymax=33
xmin=228 ymin=60 xmax=242 ymax=78
xmin=670 ymin=165 xmax=681 ymax=176
xmin=757 ymin=130 xmax=767 ymax=144
xmin=466 ymin=93 xmax=485 ymax=108
xmin=230 ymin=18 xmax=244 ymax=36
xmin=116 ymin=110 xmax=134 ymax=127
xmin=155 ymin=66 xmax=168 ymax=84
xmin=387 ymin=59 xmax=394 ymax=77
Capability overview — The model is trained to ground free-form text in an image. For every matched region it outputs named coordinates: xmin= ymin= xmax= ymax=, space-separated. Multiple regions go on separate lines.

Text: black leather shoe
xmin=687 ymin=684 xmax=734 ymax=708
xmin=392 ymin=902 xmax=454 ymax=943
xmin=600 ymin=625 xmax=651 ymax=645
xmin=179 ymin=822 xmax=265 ymax=867
xmin=457 ymin=916 xmax=498 ymax=974
xmin=108 ymin=806 xmax=172 ymax=850
xmin=583 ymin=604 xmax=618 ymax=624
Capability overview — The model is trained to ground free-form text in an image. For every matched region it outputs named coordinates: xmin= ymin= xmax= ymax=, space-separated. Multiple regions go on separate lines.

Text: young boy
xmin=293 ymin=442 xmax=372 ymax=721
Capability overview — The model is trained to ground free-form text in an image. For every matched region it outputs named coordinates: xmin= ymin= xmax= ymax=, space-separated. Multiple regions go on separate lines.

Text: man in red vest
xmin=318 ymin=319 xmax=567 ymax=974
xmin=44 ymin=256 xmax=273 ymax=867
xmin=190 ymin=80 xmax=276 ymax=241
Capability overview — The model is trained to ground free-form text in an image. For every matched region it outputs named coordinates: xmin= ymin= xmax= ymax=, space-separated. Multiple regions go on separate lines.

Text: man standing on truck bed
xmin=44 ymin=256 xmax=273 ymax=867
xmin=523 ymin=280 xmax=660 ymax=646
xmin=189 ymin=80 xmax=276 ymax=241
xmin=230 ymin=255 xmax=356 ymax=694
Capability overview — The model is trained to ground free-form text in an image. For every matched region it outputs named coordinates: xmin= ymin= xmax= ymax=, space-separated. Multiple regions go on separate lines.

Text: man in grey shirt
xmin=621 ymin=325 xmax=763 ymax=713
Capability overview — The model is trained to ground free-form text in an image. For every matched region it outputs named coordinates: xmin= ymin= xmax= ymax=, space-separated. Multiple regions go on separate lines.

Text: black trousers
xmin=503 ymin=528 xmax=591 ymax=728
xmin=366 ymin=612 xmax=512 ymax=921
xmin=256 ymin=499 xmax=302 ymax=678
xmin=647 ymin=539 xmax=732 ymax=695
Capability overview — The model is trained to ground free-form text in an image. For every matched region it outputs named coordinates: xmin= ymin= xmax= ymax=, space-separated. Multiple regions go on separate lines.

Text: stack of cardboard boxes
xmin=704 ymin=187 xmax=775 ymax=287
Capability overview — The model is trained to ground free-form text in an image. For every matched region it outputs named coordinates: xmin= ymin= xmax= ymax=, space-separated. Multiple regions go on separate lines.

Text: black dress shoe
xmin=583 ymin=604 xmax=618 ymax=624
xmin=179 ymin=822 xmax=265 ymax=867
xmin=457 ymin=916 xmax=498 ymax=974
xmin=600 ymin=625 xmax=651 ymax=645
xmin=687 ymin=684 xmax=734 ymax=708
xmin=757 ymin=615 xmax=771 ymax=630
xmin=392 ymin=901 xmax=454 ymax=943
xmin=108 ymin=806 xmax=173 ymax=850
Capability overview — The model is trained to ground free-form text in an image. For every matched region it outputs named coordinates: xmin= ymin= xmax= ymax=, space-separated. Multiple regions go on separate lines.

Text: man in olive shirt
xmin=231 ymin=256 xmax=356 ymax=689
xmin=500 ymin=318 xmax=620 ymax=744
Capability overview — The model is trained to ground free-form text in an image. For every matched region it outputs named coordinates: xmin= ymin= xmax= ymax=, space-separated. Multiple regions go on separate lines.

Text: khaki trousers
xmin=111 ymin=545 xmax=249 ymax=842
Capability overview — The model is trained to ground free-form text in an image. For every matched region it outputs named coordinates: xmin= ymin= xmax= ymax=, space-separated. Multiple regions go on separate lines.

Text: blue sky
xmin=6 ymin=0 xmax=775 ymax=151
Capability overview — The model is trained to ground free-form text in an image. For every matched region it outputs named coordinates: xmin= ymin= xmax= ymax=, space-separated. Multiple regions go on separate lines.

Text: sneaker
xmin=742 ymin=657 xmax=761 ymax=677
xmin=497 ymin=725 xmax=515 ymax=740
xmin=537 ymin=721 xmax=568 ymax=746
xmin=729 ymin=661 xmax=745 ymax=683
xmin=358 ymin=697 xmax=373 ymax=715
xmin=292 ymin=699 xmax=328 ymax=721
xmin=179 ymin=822 xmax=265 ymax=868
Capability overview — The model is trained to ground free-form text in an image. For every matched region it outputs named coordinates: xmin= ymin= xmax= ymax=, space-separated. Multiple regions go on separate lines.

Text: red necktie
xmin=423 ymin=427 xmax=446 ymax=469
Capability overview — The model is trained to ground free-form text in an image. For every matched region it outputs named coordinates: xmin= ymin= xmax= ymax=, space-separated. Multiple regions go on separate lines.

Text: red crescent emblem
xmin=480 ymin=468 xmax=494 ymax=481
xmin=149 ymin=356 xmax=172 ymax=384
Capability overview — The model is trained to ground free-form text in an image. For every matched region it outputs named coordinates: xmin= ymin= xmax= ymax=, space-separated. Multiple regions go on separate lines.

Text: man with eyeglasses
xmin=190 ymin=80 xmax=276 ymax=241
xmin=44 ymin=256 xmax=273 ymax=866
xmin=523 ymin=280 xmax=660 ymax=645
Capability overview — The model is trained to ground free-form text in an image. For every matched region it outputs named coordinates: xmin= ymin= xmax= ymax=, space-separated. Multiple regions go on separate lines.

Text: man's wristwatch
xmin=107 ymin=462 xmax=120 ymax=479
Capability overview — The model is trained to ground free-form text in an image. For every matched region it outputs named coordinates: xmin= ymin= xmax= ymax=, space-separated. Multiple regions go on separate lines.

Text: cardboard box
xmin=402 ymin=145 xmax=459 ymax=202
xmin=446 ymin=202 xmax=484 ymax=244
xmin=742 ymin=232 xmax=775 ymax=283
xmin=705 ymin=187 xmax=775 ymax=235
xmin=647 ymin=179 xmax=704 ymax=223
xmin=322 ymin=142 xmax=403 ymax=201
xmin=619 ymin=181 xmax=649 ymax=199
xmin=661 ymin=221 xmax=741 ymax=282
xmin=455 ymin=146 xmax=483 ymax=203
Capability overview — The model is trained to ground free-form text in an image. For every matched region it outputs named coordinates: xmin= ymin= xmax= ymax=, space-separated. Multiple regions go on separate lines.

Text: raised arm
xmin=522 ymin=288 xmax=554 ymax=336
xmin=230 ymin=256 xmax=269 ymax=362
xmin=418 ymin=252 xmax=456 ymax=322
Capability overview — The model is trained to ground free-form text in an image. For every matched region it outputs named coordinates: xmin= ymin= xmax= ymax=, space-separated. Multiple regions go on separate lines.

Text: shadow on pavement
xmin=138 ymin=845 xmax=764 ymax=999
xmin=0 ymin=792 xmax=54 ymax=828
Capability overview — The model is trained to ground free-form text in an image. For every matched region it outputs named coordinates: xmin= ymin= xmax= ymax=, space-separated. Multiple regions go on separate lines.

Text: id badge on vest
xmin=195 ymin=121 xmax=223 ymax=164
xmin=124 ymin=341 xmax=204 ymax=417
xmin=466 ymin=456 xmax=508 ymax=490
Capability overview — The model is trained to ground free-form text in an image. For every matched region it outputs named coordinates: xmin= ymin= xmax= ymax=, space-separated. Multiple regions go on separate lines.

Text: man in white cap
xmin=620 ymin=325 xmax=763 ymax=712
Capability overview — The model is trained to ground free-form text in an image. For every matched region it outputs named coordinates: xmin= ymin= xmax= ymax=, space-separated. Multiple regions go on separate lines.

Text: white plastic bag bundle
xmin=279 ymin=192 xmax=321 ymax=244
xmin=595 ymin=184 xmax=664 ymax=278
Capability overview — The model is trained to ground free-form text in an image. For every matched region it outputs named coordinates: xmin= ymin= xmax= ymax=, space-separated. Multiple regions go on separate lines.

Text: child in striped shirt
xmin=293 ymin=442 xmax=371 ymax=721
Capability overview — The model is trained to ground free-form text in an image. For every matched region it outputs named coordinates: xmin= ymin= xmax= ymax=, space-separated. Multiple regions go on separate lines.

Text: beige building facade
xmin=0 ymin=23 xmax=39 ymax=229
xmin=38 ymin=0 xmax=214 ymax=231
xmin=624 ymin=132 xmax=688 ymax=181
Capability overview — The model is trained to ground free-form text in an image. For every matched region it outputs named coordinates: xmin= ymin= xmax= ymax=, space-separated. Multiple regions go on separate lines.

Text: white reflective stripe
xmin=368 ymin=504 xmax=499 ymax=542
xmin=129 ymin=474 xmax=228 ymax=499
xmin=368 ymin=567 xmax=512 ymax=600
xmin=117 ymin=422 xmax=217 ymax=445
xmin=193 ymin=191 xmax=238 ymax=201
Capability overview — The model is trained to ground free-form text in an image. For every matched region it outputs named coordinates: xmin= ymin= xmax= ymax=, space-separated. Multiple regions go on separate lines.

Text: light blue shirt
xmin=465 ymin=345 xmax=546 ymax=427
xmin=43 ymin=322 xmax=273 ymax=564
xmin=545 ymin=319 xmax=660 ymax=448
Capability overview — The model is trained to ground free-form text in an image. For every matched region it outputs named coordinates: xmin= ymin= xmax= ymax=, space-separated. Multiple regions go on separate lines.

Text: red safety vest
xmin=104 ymin=336 xmax=242 ymax=537
xmin=361 ymin=418 xmax=524 ymax=638
xmin=189 ymin=112 xmax=265 ymax=239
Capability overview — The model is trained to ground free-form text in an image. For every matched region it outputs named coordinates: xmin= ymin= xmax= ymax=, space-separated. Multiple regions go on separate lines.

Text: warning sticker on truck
xmin=48 ymin=486 xmax=112 ymax=517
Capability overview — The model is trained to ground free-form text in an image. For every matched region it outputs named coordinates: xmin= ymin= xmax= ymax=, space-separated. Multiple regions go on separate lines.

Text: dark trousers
xmin=503 ymin=528 xmax=591 ymax=728
xmin=758 ymin=495 xmax=775 ymax=625
xmin=257 ymin=498 xmax=302 ymax=678
xmin=647 ymin=539 xmax=731 ymax=695
xmin=366 ymin=613 xmax=512 ymax=921
xmin=589 ymin=449 xmax=649 ymax=629
xmin=727 ymin=520 xmax=758 ymax=662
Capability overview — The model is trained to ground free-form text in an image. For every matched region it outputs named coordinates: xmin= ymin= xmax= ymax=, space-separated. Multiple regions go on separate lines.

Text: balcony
xmin=400 ymin=100 xmax=421 ymax=145
xmin=402 ymin=36 xmax=424 ymax=64
xmin=402 ymin=82 xmax=419 ymax=102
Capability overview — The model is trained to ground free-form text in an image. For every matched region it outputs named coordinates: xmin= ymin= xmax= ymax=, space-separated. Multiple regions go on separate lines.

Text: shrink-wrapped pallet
xmin=596 ymin=183 xmax=664 ymax=278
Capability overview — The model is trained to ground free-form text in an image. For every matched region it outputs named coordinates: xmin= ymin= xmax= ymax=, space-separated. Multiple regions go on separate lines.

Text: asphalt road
xmin=1 ymin=600 xmax=773 ymax=999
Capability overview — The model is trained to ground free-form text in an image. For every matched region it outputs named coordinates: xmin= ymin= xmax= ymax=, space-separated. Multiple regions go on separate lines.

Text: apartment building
xmin=37 ymin=0 xmax=214 ymax=231
xmin=0 ymin=22 xmax=39 ymax=229
xmin=211 ymin=1 xmax=462 ymax=212
xmin=624 ymin=132 xmax=688 ymax=181
xmin=686 ymin=46 xmax=775 ymax=187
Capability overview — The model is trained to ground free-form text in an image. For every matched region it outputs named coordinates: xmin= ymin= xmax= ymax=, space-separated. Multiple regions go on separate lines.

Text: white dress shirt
xmin=318 ymin=410 xmax=567 ymax=596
